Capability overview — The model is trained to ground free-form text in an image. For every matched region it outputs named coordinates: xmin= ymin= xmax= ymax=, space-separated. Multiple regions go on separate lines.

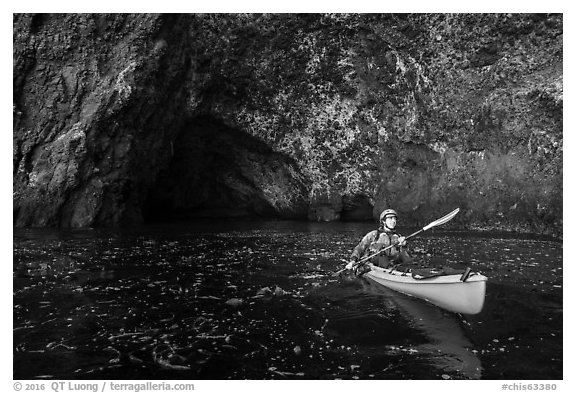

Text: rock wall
xmin=13 ymin=14 xmax=196 ymax=227
xmin=13 ymin=14 xmax=562 ymax=236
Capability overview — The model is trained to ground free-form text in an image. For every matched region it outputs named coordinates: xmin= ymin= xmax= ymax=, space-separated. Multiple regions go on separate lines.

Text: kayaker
xmin=346 ymin=209 xmax=413 ymax=273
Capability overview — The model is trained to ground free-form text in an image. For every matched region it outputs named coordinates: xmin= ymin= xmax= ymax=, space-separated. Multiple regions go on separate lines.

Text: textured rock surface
xmin=13 ymin=14 xmax=562 ymax=236
xmin=13 ymin=14 xmax=195 ymax=227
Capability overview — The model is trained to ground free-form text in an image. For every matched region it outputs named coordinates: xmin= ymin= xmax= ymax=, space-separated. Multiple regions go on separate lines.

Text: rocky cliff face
xmin=13 ymin=13 xmax=562 ymax=236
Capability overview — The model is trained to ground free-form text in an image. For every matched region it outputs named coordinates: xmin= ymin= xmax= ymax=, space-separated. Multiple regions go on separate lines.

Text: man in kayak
xmin=346 ymin=209 xmax=413 ymax=274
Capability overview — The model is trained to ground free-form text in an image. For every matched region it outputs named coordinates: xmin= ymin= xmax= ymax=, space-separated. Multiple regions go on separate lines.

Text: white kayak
xmin=363 ymin=263 xmax=487 ymax=315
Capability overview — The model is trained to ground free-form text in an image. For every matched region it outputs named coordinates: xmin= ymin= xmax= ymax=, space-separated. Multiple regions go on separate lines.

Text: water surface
xmin=13 ymin=220 xmax=562 ymax=379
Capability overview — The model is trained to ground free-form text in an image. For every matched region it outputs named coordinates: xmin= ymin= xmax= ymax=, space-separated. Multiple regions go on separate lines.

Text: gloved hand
xmin=345 ymin=260 xmax=357 ymax=270
xmin=397 ymin=236 xmax=406 ymax=246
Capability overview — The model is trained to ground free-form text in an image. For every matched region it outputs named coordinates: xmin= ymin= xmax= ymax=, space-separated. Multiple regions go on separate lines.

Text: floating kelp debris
xmin=274 ymin=286 xmax=289 ymax=296
xmin=298 ymin=273 xmax=325 ymax=279
xmin=46 ymin=341 xmax=76 ymax=351
xmin=103 ymin=346 xmax=121 ymax=364
xmin=268 ymin=367 xmax=305 ymax=377
xmin=225 ymin=298 xmax=244 ymax=307
xmin=13 ymin=224 xmax=563 ymax=379
xmin=253 ymin=286 xmax=291 ymax=299
xmin=152 ymin=344 xmax=191 ymax=371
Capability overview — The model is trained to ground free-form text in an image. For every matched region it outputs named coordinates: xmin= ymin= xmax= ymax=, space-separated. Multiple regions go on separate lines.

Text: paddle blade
xmin=422 ymin=208 xmax=460 ymax=231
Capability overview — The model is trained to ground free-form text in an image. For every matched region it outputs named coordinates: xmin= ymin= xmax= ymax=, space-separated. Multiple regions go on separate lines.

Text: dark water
xmin=13 ymin=220 xmax=562 ymax=380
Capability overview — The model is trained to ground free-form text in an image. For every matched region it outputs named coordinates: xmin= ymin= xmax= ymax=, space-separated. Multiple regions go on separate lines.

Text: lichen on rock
xmin=13 ymin=13 xmax=562 ymax=236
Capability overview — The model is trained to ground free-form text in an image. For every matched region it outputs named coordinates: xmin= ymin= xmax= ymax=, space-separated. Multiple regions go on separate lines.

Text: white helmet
xmin=379 ymin=209 xmax=398 ymax=222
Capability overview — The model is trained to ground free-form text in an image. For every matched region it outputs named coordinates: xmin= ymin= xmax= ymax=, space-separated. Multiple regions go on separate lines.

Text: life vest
xmin=350 ymin=227 xmax=407 ymax=264
xmin=368 ymin=229 xmax=402 ymax=257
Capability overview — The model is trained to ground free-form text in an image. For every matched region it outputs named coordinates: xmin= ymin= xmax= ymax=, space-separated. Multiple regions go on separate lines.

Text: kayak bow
xmin=363 ymin=263 xmax=487 ymax=315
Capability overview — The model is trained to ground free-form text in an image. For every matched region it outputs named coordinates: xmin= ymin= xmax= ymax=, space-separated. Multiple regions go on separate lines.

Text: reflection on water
xmin=362 ymin=280 xmax=482 ymax=379
xmin=13 ymin=221 xmax=562 ymax=379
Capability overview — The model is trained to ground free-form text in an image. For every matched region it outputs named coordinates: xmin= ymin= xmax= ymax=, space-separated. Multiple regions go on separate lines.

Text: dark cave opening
xmin=341 ymin=194 xmax=374 ymax=221
xmin=142 ymin=116 xmax=310 ymax=223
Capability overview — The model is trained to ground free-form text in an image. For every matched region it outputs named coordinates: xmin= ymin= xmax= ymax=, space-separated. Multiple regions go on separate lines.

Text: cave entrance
xmin=341 ymin=194 xmax=374 ymax=221
xmin=142 ymin=116 xmax=309 ymax=222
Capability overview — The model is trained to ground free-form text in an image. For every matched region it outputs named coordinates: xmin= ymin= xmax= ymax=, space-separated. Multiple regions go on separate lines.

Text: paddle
xmin=334 ymin=208 xmax=461 ymax=276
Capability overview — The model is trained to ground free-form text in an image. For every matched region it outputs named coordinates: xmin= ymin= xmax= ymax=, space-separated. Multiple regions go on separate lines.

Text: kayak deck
xmin=363 ymin=264 xmax=487 ymax=314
